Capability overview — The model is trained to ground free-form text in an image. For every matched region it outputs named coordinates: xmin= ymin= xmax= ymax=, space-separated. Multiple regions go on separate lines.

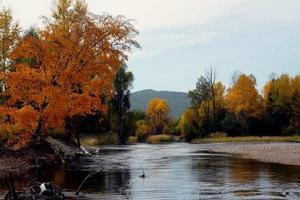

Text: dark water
xmin=1 ymin=143 xmax=300 ymax=199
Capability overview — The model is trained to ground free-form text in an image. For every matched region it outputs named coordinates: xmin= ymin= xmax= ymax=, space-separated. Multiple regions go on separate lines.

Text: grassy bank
xmin=191 ymin=136 xmax=300 ymax=143
xmin=127 ymin=136 xmax=138 ymax=144
xmin=81 ymin=133 xmax=119 ymax=146
xmin=147 ymin=135 xmax=175 ymax=144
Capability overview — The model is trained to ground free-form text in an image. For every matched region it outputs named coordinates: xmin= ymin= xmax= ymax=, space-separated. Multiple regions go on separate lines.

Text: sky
xmin=2 ymin=0 xmax=300 ymax=92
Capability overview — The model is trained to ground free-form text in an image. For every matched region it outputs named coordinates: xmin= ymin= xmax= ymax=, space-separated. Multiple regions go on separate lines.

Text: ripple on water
xmin=1 ymin=143 xmax=300 ymax=200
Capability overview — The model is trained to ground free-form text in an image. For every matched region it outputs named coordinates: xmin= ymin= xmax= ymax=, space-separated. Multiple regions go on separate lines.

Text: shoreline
xmin=208 ymin=142 xmax=300 ymax=166
xmin=0 ymin=137 xmax=82 ymax=172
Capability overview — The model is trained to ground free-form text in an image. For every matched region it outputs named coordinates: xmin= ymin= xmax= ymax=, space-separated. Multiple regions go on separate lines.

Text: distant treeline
xmin=178 ymin=69 xmax=300 ymax=141
xmin=130 ymin=69 xmax=300 ymax=142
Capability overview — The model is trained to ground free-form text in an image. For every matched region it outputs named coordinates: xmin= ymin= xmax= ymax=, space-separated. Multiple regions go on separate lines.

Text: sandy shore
xmin=209 ymin=142 xmax=300 ymax=166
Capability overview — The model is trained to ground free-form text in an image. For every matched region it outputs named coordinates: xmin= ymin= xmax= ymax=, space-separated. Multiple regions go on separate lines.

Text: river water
xmin=1 ymin=143 xmax=300 ymax=199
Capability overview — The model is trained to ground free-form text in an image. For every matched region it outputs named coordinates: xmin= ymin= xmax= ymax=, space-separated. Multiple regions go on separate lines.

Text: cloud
xmin=131 ymin=28 xmax=219 ymax=59
xmin=2 ymin=0 xmax=242 ymax=31
xmin=88 ymin=0 xmax=242 ymax=30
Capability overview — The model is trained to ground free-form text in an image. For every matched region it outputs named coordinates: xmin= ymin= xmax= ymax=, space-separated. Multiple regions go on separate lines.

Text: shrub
xmin=135 ymin=120 xmax=149 ymax=142
xmin=81 ymin=132 xmax=119 ymax=146
xmin=47 ymin=127 xmax=65 ymax=139
xmin=147 ymin=134 xmax=175 ymax=144
xmin=127 ymin=136 xmax=138 ymax=144
xmin=209 ymin=132 xmax=227 ymax=138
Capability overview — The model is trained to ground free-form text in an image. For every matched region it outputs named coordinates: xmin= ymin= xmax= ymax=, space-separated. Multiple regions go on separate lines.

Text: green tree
xmin=110 ymin=63 xmax=134 ymax=144
xmin=263 ymin=74 xmax=300 ymax=134
xmin=188 ymin=69 xmax=225 ymax=136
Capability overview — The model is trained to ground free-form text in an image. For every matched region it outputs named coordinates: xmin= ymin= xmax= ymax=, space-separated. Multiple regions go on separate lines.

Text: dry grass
xmin=191 ymin=136 xmax=300 ymax=144
xmin=147 ymin=134 xmax=175 ymax=144
xmin=127 ymin=136 xmax=138 ymax=144
xmin=81 ymin=133 xmax=119 ymax=146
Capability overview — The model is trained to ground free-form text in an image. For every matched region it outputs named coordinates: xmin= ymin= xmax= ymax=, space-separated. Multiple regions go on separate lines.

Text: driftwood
xmin=44 ymin=137 xmax=79 ymax=161
xmin=3 ymin=171 xmax=64 ymax=200
xmin=75 ymin=171 xmax=98 ymax=195
xmin=4 ymin=175 xmax=64 ymax=200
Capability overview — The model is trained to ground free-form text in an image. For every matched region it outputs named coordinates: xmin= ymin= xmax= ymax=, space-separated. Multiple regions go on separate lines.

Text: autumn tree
xmin=225 ymin=74 xmax=262 ymax=134
xmin=0 ymin=8 xmax=20 ymax=92
xmin=290 ymin=76 xmax=300 ymax=134
xmin=178 ymin=108 xmax=200 ymax=141
xmin=0 ymin=0 xmax=139 ymax=149
xmin=263 ymin=74 xmax=300 ymax=134
xmin=146 ymin=98 xmax=170 ymax=134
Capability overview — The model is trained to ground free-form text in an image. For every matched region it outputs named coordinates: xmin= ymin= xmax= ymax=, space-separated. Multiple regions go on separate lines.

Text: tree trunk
xmin=117 ymin=93 xmax=126 ymax=145
xmin=31 ymin=118 xmax=43 ymax=145
xmin=65 ymin=117 xmax=81 ymax=147
xmin=74 ymin=130 xmax=81 ymax=147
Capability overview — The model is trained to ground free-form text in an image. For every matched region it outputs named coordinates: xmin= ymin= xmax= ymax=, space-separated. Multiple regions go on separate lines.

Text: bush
xmin=127 ymin=136 xmax=138 ymax=144
xmin=147 ymin=134 xmax=175 ymax=144
xmin=183 ymin=123 xmax=198 ymax=142
xmin=165 ymin=119 xmax=180 ymax=135
xmin=209 ymin=132 xmax=227 ymax=138
xmin=135 ymin=120 xmax=149 ymax=142
xmin=81 ymin=132 xmax=119 ymax=146
xmin=47 ymin=127 xmax=65 ymax=139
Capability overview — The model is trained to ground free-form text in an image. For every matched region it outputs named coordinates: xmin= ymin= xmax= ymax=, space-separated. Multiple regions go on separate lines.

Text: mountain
xmin=130 ymin=89 xmax=191 ymax=118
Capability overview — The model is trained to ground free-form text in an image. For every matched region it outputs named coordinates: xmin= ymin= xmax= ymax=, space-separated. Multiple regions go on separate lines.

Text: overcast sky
xmin=2 ymin=0 xmax=300 ymax=92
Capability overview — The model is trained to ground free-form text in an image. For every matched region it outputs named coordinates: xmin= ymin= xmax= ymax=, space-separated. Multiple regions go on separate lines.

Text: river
xmin=1 ymin=143 xmax=300 ymax=199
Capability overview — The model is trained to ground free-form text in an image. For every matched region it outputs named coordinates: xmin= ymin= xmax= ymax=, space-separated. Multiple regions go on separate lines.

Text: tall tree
xmin=0 ymin=8 xmax=20 ymax=92
xmin=146 ymin=98 xmax=170 ymax=134
xmin=110 ymin=63 xmax=134 ymax=144
xmin=263 ymin=74 xmax=300 ymax=134
xmin=188 ymin=68 xmax=224 ymax=136
xmin=205 ymin=67 xmax=217 ymax=126
xmin=0 ymin=0 xmax=139 ymax=149
xmin=225 ymin=74 xmax=262 ymax=134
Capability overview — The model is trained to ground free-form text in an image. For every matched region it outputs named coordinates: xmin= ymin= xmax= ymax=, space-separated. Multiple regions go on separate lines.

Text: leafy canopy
xmin=0 ymin=0 xmax=139 ymax=149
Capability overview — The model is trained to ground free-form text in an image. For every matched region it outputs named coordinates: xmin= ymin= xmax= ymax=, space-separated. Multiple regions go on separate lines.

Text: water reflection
xmin=230 ymin=158 xmax=260 ymax=183
xmin=0 ymin=143 xmax=300 ymax=200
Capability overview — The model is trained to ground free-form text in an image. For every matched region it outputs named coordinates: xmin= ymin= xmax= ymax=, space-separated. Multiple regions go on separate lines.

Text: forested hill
xmin=130 ymin=89 xmax=190 ymax=118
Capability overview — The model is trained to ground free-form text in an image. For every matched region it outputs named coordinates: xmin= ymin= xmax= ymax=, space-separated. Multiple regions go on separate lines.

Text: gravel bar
xmin=209 ymin=142 xmax=300 ymax=166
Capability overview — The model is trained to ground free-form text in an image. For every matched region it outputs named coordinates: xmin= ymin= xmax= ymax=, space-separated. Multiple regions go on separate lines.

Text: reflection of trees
xmin=264 ymin=163 xmax=300 ymax=183
xmin=0 ymin=170 xmax=33 ymax=192
xmin=50 ymin=168 xmax=131 ymax=194
xmin=0 ymin=166 xmax=131 ymax=197
xmin=230 ymin=158 xmax=260 ymax=183
xmin=193 ymin=154 xmax=228 ymax=185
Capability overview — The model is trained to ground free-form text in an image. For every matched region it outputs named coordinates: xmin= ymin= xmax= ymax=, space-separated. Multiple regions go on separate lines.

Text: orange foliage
xmin=225 ymin=74 xmax=262 ymax=133
xmin=0 ymin=0 xmax=139 ymax=149
xmin=225 ymin=74 xmax=262 ymax=119
xmin=146 ymin=98 xmax=170 ymax=134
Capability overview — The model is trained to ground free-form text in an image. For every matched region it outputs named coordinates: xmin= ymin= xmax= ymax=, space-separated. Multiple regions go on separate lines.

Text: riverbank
xmin=191 ymin=136 xmax=300 ymax=143
xmin=209 ymin=142 xmax=300 ymax=166
xmin=0 ymin=148 xmax=58 ymax=173
xmin=0 ymin=137 xmax=82 ymax=172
